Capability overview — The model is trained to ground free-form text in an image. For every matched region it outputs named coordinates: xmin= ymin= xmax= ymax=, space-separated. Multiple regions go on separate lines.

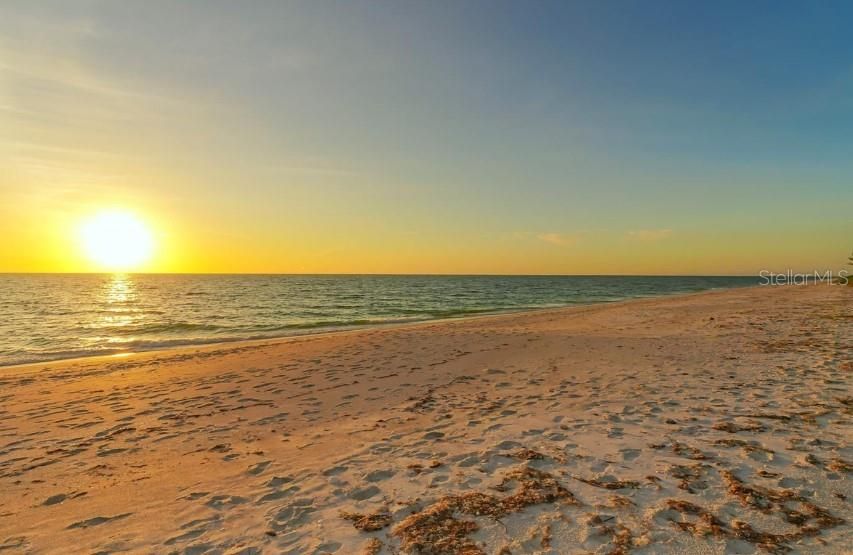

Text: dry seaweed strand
xmin=362 ymin=537 xmax=383 ymax=555
xmin=714 ymin=438 xmax=774 ymax=456
xmin=827 ymin=458 xmax=852 ymax=473
xmin=507 ymin=448 xmax=545 ymax=461
xmin=671 ymin=441 xmax=708 ymax=460
xmin=666 ymin=500 xmax=727 ymax=538
xmin=572 ymin=476 xmax=640 ymax=490
xmin=712 ymin=421 xmax=766 ymax=433
xmin=340 ymin=509 xmax=393 ymax=532
xmin=668 ymin=463 xmax=709 ymax=493
xmin=584 ymin=514 xmax=636 ymax=555
xmin=664 ymin=471 xmax=845 ymax=552
xmin=392 ymin=466 xmax=577 ymax=555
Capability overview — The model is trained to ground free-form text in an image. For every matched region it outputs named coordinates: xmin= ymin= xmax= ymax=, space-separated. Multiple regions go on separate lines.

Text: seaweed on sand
xmin=665 ymin=495 xmax=843 ymax=555
xmin=668 ymin=463 xmax=710 ymax=493
xmin=340 ymin=509 xmax=393 ymax=532
xmin=506 ymin=448 xmax=545 ymax=461
xmin=572 ymin=476 xmax=640 ymax=490
xmin=584 ymin=514 xmax=635 ymax=555
xmin=665 ymin=500 xmax=727 ymax=538
xmin=362 ymin=537 xmax=383 ymax=555
xmin=716 ymin=471 xmax=843 ymax=551
xmin=713 ymin=420 xmax=766 ymax=433
xmin=392 ymin=466 xmax=577 ymax=555
xmin=720 ymin=470 xmax=798 ymax=512
xmin=827 ymin=458 xmax=852 ymax=473
xmin=714 ymin=438 xmax=774 ymax=457
xmin=406 ymin=390 xmax=437 ymax=413
xmin=671 ymin=441 xmax=708 ymax=460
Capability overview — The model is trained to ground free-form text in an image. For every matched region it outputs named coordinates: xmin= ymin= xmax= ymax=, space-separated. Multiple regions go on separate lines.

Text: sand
xmin=0 ymin=284 xmax=850 ymax=554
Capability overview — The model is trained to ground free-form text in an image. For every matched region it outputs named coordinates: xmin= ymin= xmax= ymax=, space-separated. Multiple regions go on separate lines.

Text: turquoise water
xmin=0 ymin=274 xmax=758 ymax=366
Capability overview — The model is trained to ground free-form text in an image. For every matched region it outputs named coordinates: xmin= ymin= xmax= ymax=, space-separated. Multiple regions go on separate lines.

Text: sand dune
xmin=0 ymin=284 xmax=850 ymax=554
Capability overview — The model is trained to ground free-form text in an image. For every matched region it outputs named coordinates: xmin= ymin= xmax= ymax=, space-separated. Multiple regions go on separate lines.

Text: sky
xmin=1 ymin=0 xmax=851 ymax=275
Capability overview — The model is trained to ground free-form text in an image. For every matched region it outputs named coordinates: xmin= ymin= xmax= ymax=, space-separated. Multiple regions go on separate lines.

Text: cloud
xmin=626 ymin=229 xmax=673 ymax=241
xmin=536 ymin=232 xmax=582 ymax=247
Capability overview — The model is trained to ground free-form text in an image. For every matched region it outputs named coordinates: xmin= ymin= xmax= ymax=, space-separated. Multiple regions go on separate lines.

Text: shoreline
xmin=0 ymin=283 xmax=849 ymax=554
xmin=0 ymin=282 xmax=762 ymax=372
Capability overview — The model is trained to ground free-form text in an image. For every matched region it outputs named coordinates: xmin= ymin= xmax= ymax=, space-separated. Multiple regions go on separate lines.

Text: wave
xmin=83 ymin=322 xmax=227 ymax=336
xmin=0 ymin=275 xmax=760 ymax=367
xmin=86 ymin=308 xmax=536 ymax=339
xmin=1 ymin=309 xmax=532 ymax=366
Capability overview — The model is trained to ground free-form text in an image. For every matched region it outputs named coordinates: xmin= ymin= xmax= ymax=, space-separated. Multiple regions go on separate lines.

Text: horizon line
xmin=0 ymin=271 xmax=763 ymax=277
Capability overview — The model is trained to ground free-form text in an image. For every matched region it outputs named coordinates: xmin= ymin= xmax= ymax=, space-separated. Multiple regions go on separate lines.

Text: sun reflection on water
xmin=105 ymin=273 xmax=135 ymax=304
xmin=97 ymin=274 xmax=141 ymax=340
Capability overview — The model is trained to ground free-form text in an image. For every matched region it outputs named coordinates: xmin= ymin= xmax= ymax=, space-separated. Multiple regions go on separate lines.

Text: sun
xmin=80 ymin=210 xmax=155 ymax=271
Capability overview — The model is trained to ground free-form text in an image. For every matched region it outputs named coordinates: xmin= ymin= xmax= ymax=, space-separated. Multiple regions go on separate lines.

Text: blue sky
xmin=1 ymin=1 xmax=851 ymax=273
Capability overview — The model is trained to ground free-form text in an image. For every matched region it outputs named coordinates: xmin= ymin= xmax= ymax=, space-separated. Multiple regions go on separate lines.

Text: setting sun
xmin=79 ymin=211 xmax=154 ymax=271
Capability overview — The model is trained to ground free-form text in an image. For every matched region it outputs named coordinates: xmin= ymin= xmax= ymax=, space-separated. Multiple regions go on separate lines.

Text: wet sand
xmin=0 ymin=284 xmax=850 ymax=554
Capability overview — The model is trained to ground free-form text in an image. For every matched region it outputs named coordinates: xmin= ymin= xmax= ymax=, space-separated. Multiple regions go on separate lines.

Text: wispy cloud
xmin=536 ymin=232 xmax=583 ymax=247
xmin=626 ymin=229 xmax=673 ymax=242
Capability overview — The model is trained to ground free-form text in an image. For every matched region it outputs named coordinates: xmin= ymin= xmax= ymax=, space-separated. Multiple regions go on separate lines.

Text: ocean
xmin=0 ymin=274 xmax=758 ymax=366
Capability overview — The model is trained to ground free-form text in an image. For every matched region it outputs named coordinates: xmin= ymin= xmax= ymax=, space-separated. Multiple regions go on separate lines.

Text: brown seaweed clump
xmin=668 ymin=463 xmax=710 ymax=493
xmin=392 ymin=466 xmax=577 ymax=555
xmin=713 ymin=420 xmax=766 ymax=433
xmin=666 ymin=499 xmax=727 ymax=538
xmin=827 ymin=458 xmax=852 ymax=473
xmin=584 ymin=515 xmax=635 ymax=555
xmin=602 ymin=495 xmax=635 ymax=509
xmin=720 ymin=470 xmax=798 ymax=513
xmin=664 ymin=498 xmax=842 ymax=554
xmin=659 ymin=471 xmax=848 ymax=552
xmin=396 ymin=498 xmax=483 ymax=554
xmin=408 ymin=460 xmax=444 ymax=475
xmin=507 ymin=448 xmax=545 ymax=461
xmin=739 ymin=413 xmax=792 ymax=422
xmin=573 ymin=475 xmax=640 ymax=490
xmin=729 ymin=520 xmax=799 ymax=555
xmin=671 ymin=441 xmax=708 ymax=460
xmin=714 ymin=438 xmax=774 ymax=457
xmin=497 ymin=467 xmax=579 ymax=510
xmin=610 ymin=524 xmax=635 ymax=555
xmin=406 ymin=390 xmax=437 ymax=413
xmin=340 ymin=509 xmax=393 ymax=532
xmin=362 ymin=537 xmax=383 ymax=555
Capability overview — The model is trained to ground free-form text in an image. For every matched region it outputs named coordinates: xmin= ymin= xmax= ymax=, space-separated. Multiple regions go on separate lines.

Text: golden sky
xmin=1 ymin=2 xmax=851 ymax=275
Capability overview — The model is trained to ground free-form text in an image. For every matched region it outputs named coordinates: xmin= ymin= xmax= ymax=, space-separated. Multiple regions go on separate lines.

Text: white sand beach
xmin=0 ymin=284 xmax=850 ymax=554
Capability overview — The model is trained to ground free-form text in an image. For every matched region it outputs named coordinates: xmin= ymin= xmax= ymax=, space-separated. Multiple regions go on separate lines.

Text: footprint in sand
xmin=620 ymin=448 xmax=641 ymax=461
xmin=349 ymin=485 xmax=380 ymax=500
xmin=313 ymin=541 xmax=342 ymax=553
xmin=266 ymin=476 xmax=293 ymax=488
xmin=67 ymin=513 xmax=132 ymax=529
xmin=42 ymin=491 xmax=86 ymax=506
xmin=0 ymin=537 xmax=28 ymax=552
xmin=364 ymin=469 xmax=395 ymax=482
xmin=164 ymin=527 xmax=207 ymax=546
xmin=269 ymin=498 xmax=315 ymax=530
xmin=247 ymin=461 xmax=271 ymax=475
xmin=257 ymin=486 xmax=299 ymax=503
xmin=323 ymin=466 xmax=347 ymax=477
xmin=205 ymin=495 xmax=248 ymax=510
xmin=180 ymin=492 xmax=208 ymax=501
